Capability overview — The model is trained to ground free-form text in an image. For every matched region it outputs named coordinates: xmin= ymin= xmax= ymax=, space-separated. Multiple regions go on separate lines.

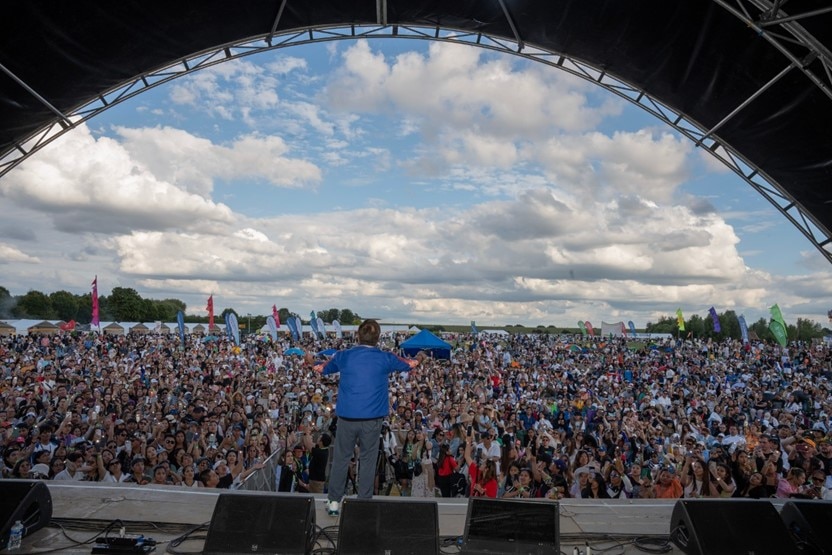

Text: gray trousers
xmin=328 ymin=417 xmax=383 ymax=502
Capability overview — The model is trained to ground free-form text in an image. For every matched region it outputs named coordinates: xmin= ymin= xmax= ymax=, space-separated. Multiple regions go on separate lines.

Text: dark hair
xmin=357 ymin=320 xmax=380 ymax=345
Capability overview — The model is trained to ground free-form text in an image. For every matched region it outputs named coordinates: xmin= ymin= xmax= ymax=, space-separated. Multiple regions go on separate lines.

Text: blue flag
xmin=471 ymin=321 xmax=479 ymax=334
xmin=738 ymin=315 xmax=749 ymax=344
xmin=708 ymin=307 xmax=721 ymax=333
xmin=176 ymin=310 xmax=186 ymax=344
xmin=286 ymin=316 xmax=299 ymax=341
xmin=627 ymin=321 xmax=636 ymax=335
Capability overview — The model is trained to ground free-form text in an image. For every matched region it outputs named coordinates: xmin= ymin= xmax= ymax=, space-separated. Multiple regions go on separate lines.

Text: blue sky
xmin=1 ymin=39 xmax=830 ymax=327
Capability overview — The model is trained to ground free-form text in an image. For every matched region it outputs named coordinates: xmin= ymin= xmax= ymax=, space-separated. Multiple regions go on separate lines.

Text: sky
xmin=1 ymin=39 xmax=831 ymax=328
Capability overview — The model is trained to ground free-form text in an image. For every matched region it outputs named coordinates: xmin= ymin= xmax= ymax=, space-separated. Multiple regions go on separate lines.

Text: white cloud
xmin=0 ymin=243 xmax=39 ymax=264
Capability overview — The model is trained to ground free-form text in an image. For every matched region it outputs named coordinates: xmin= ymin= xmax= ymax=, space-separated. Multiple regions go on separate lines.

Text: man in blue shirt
xmin=309 ymin=319 xmax=425 ymax=516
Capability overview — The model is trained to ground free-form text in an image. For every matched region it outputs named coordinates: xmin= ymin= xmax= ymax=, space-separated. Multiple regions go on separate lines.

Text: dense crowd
xmin=2 ymin=328 xmax=831 ymax=502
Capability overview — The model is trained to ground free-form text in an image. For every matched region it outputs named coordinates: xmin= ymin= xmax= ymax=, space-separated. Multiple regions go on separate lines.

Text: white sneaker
xmin=326 ymin=500 xmax=340 ymax=516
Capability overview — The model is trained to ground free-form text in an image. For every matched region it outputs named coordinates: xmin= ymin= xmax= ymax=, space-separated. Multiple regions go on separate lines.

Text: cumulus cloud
xmin=0 ymin=243 xmax=39 ymax=264
xmin=1 ymin=125 xmax=235 ymax=234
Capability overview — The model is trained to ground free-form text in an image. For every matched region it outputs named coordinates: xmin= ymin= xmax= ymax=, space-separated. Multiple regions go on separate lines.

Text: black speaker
xmin=0 ymin=480 xmax=53 ymax=546
xmin=203 ymin=493 xmax=316 ymax=555
xmin=337 ymin=499 xmax=439 ymax=555
xmin=461 ymin=498 xmax=559 ymax=554
xmin=670 ymin=499 xmax=798 ymax=555
xmin=781 ymin=500 xmax=832 ymax=554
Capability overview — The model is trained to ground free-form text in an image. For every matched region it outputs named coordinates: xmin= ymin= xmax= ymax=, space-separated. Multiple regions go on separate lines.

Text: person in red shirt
xmin=464 ymin=428 xmax=498 ymax=498
xmin=435 ymin=443 xmax=459 ymax=497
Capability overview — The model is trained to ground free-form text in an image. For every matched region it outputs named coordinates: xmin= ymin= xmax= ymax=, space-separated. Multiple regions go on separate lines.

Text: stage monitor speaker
xmin=337 ymin=499 xmax=439 ymax=555
xmin=0 ymin=480 xmax=53 ymax=547
xmin=460 ymin=498 xmax=559 ymax=555
xmin=670 ymin=499 xmax=798 ymax=555
xmin=780 ymin=500 xmax=832 ymax=555
xmin=203 ymin=493 xmax=315 ymax=555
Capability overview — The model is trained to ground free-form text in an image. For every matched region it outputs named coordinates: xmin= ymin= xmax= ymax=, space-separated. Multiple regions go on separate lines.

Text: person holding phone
xmin=307 ymin=319 xmax=426 ymax=516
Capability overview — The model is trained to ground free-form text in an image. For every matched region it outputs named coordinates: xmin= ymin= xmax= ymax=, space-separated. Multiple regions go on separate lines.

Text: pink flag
xmin=207 ymin=295 xmax=214 ymax=329
xmin=91 ymin=276 xmax=100 ymax=327
xmin=272 ymin=305 xmax=281 ymax=328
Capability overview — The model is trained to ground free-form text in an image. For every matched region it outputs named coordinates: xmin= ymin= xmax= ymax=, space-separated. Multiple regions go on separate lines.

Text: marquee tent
xmin=400 ymin=329 xmax=452 ymax=360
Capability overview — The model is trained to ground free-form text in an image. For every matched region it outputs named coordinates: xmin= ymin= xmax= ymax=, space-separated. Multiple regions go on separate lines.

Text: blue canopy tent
xmin=400 ymin=329 xmax=452 ymax=360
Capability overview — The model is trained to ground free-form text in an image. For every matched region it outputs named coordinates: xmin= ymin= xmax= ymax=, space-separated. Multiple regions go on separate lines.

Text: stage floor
xmin=17 ymin=483 xmax=750 ymax=554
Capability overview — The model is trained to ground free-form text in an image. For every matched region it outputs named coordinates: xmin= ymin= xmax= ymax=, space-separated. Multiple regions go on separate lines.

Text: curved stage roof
xmin=2 ymin=1 xmax=832 ymax=260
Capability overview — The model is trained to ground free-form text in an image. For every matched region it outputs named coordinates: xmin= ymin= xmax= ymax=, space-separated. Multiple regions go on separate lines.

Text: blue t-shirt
xmin=323 ymin=345 xmax=411 ymax=419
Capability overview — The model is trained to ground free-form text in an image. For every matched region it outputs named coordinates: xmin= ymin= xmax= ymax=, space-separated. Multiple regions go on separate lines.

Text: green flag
xmin=676 ymin=308 xmax=685 ymax=331
xmin=578 ymin=321 xmax=587 ymax=336
xmin=770 ymin=304 xmax=786 ymax=328
xmin=769 ymin=320 xmax=787 ymax=347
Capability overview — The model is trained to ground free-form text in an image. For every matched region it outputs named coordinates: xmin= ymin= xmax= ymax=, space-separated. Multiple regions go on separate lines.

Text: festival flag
xmin=226 ymin=312 xmax=240 ymax=345
xmin=176 ymin=310 xmax=186 ymax=344
xmin=578 ymin=321 xmax=587 ymax=336
xmin=206 ymin=295 xmax=214 ymax=330
xmin=585 ymin=321 xmax=595 ymax=336
xmin=272 ymin=305 xmax=281 ymax=328
xmin=309 ymin=311 xmax=320 ymax=338
xmin=676 ymin=308 xmax=685 ymax=331
xmin=316 ymin=317 xmax=326 ymax=339
xmin=266 ymin=316 xmax=278 ymax=341
xmin=708 ymin=306 xmax=721 ymax=333
xmin=91 ymin=276 xmax=100 ymax=327
xmin=620 ymin=322 xmax=627 ymax=336
xmin=332 ymin=319 xmax=343 ymax=339
xmin=286 ymin=316 xmax=299 ymax=341
xmin=293 ymin=315 xmax=303 ymax=339
xmin=471 ymin=321 xmax=479 ymax=335
xmin=738 ymin=314 xmax=749 ymax=344
xmin=59 ymin=320 xmax=76 ymax=331
xmin=627 ymin=321 xmax=636 ymax=335
xmin=769 ymin=304 xmax=787 ymax=347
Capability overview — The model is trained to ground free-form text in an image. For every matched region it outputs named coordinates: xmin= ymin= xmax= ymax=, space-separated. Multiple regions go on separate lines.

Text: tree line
xmin=0 ymin=286 xmax=362 ymax=328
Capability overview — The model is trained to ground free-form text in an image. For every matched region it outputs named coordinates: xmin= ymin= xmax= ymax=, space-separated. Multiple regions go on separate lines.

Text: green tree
xmin=13 ymin=290 xmax=54 ymax=319
xmin=0 ymin=286 xmax=14 ymax=318
xmin=107 ymin=287 xmax=144 ymax=321
xmin=340 ymin=308 xmax=360 ymax=324
xmin=49 ymin=290 xmax=80 ymax=322
xmin=749 ymin=318 xmax=774 ymax=342
xmin=795 ymin=318 xmax=823 ymax=341
xmin=645 ymin=316 xmax=677 ymax=334
xmin=720 ymin=311 xmax=741 ymax=340
xmin=277 ymin=308 xmax=292 ymax=325
xmin=688 ymin=314 xmax=705 ymax=338
xmin=155 ymin=300 xmax=185 ymax=322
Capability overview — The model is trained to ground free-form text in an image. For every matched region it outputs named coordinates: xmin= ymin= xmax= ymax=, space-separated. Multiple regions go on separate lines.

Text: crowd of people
xmin=2 ymin=326 xmax=832 ymax=503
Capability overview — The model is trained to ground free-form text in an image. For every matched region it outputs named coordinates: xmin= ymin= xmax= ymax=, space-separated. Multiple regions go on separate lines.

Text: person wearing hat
xmin=305 ymin=319 xmax=426 ymax=516
xmin=31 ymin=463 xmax=51 ymax=480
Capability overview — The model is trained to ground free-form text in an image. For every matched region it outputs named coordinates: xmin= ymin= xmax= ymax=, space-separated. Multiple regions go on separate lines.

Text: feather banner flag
xmin=627 ymin=321 xmax=636 ymax=335
xmin=91 ymin=276 xmax=100 ymax=328
xmin=309 ymin=311 xmax=320 ymax=337
xmin=266 ymin=316 xmax=278 ymax=342
xmin=316 ymin=317 xmax=326 ymax=339
xmin=708 ymin=306 xmax=721 ymax=333
xmin=271 ymin=305 xmax=281 ymax=328
xmin=769 ymin=304 xmax=788 ymax=347
xmin=471 ymin=321 xmax=479 ymax=335
xmin=286 ymin=316 xmax=299 ymax=341
xmin=585 ymin=321 xmax=595 ymax=336
xmin=738 ymin=314 xmax=749 ymax=344
xmin=224 ymin=313 xmax=233 ymax=342
xmin=676 ymin=308 xmax=685 ymax=331
xmin=176 ymin=310 xmax=186 ymax=344
xmin=332 ymin=320 xmax=343 ymax=339
xmin=293 ymin=315 xmax=303 ymax=340
xmin=578 ymin=321 xmax=587 ymax=336
xmin=620 ymin=322 xmax=628 ymax=336
xmin=227 ymin=312 xmax=240 ymax=345
xmin=206 ymin=295 xmax=214 ymax=331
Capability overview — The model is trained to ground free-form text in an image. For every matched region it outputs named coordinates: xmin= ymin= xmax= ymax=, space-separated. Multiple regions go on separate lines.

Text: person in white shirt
xmin=53 ymin=452 xmax=89 ymax=480
xmin=475 ymin=432 xmax=502 ymax=475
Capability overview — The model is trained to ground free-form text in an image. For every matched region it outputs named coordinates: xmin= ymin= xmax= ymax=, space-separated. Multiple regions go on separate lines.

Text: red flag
xmin=59 ymin=320 xmax=76 ymax=331
xmin=91 ymin=276 xmax=100 ymax=327
xmin=272 ymin=305 xmax=281 ymax=328
xmin=207 ymin=295 xmax=214 ymax=330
